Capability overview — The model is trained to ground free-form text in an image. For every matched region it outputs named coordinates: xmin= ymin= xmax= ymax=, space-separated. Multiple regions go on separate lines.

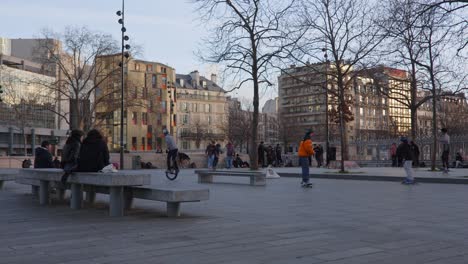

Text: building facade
xmin=95 ymin=54 xmax=177 ymax=152
xmin=0 ymin=55 xmax=67 ymax=156
xmin=175 ymin=71 xmax=228 ymax=151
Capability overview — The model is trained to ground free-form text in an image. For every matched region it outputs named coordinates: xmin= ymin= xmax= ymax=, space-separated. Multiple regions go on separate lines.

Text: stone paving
xmin=1 ymin=169 xmax=468 ymax=263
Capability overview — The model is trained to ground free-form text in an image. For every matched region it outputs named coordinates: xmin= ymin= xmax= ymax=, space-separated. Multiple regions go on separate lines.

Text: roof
xmin=175 ymin=73 xmax=225 ymax=93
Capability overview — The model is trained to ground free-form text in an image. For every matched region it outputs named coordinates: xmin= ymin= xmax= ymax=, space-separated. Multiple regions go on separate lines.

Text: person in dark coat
xmin=34 ymin=141 xmax=54 ymax=168
xmin=77 ymin=129 xmax=110 ymax=172
xmin=275 ymin=144 xmax=282 ymax=166
xmin=53 ymin=157 xmax=61 ymax=168
xmin=61 ymin=129 xmax=84 ymax=184
xmin=258 ymin=142 xmax=266 ymax=167
xmin=410 ymin=141 xmax=420 ymax=167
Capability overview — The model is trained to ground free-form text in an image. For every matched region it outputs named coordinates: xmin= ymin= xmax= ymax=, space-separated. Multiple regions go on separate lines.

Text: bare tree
xmin=419 ymin=0 xmax=468 ymax=54
xmin=194 ymin=0 xmax=302 ymax=170
xmin=33 ymin=26 xmax=121 ymax=131
xmin=297 ymin=0 xmax=386 ymax=172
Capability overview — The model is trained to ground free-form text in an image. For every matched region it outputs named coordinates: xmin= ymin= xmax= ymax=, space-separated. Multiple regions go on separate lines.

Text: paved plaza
xmin=1 ymin=168 xmax=468 ymax=264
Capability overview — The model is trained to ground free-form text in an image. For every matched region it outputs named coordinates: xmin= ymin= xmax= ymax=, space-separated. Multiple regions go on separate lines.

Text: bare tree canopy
xmin=194 ymin=0 xmax=302 ymax=169
xmin=34 ymin=26 xmax=120 ymax=131
xmin=294 ymin=0 xmax=386 ymax=171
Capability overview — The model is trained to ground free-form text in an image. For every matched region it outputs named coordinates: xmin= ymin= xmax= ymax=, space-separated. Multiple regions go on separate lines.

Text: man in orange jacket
xmin=298 ymin=129 xmax=315 ymax=187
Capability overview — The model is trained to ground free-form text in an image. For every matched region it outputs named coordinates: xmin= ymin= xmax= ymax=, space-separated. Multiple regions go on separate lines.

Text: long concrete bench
xmin=194 ymin=169 xmax=266 ymax=186
xmin=17 ymin=169 xmax=150 ymax=217
xmin=16 ymin=170 xmax=209 ymax=217
xmin=0 ymin=170 xmax=18 ymax=189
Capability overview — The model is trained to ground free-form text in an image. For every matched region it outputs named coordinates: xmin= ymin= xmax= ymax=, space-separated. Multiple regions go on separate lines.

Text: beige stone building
xmin=175 ymin=71 xmax=228 ymax=151
xmin=95 ymin=54 xmax=176 ymax=152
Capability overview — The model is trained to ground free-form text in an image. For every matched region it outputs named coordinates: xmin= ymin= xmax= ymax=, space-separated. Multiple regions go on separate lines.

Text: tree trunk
xmin=410 ymin=60 xmax=418 ymax=140
xmin=337 ymin=74 xmax=346 ymax=172
xmin=430 ymin=74 xmax=437 ymax=171
xmin=250 ymin=74 xmax=259 ymax=170
xmin=249 ymin=32 xmax=259 ymax=170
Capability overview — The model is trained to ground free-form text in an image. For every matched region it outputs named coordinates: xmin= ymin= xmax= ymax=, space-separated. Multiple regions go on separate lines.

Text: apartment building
xmin=175 ymin=71 xmax=228 ymax=151
xmin=95 ymin=54 xmax=176 ymax=152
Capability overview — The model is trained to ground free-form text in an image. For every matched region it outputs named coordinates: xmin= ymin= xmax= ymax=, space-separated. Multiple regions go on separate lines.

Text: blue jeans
xmin=225 ymin=156 xmax=233 ymax=169
xmin=299 ymin=157 xmax=310 ymax=183
xmin=207 ymin=155 xmax=215 ymax=168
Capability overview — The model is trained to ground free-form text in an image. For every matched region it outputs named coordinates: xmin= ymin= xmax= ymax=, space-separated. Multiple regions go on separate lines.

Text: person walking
xmin=390 ymin=143 xmax=397 ymax=167
xmin=410 ymin=141 xmax=420 ymax=167
xmin=77 ymin=129 xmax=110 ymax=172
xmin=439 ymin=128 xmax=450 ymax=174
xmin=205 ymin=141 xmax=217 ymax=169
xmin=258 ymin=142 xmax=266 ymax=167
xmin=225 ymin=142 xmax=235 ymax=169
xmin=34 ymin=141 xmax=54 ymax=168
xmin=163 ymin=129 xmax=179 ymax=174
xmin=213 ymin=143 xmax=222 ymax=168
xmin=397 ymin=137 xmax=415 ymax=184
xmin=298 ymin=129 xmax=315 ymax=187
xmin=275 ymin=144 xmax=282 ymax=167
xmin=61 ymin=129 xmax=84 ymax=184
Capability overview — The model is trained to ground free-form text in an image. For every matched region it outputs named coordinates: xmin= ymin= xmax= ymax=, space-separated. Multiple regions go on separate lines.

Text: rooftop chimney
xmin=190 ymin=70 xmax=200 ymax=88
xmin=211 ymin=73 xmax=217 ymax=84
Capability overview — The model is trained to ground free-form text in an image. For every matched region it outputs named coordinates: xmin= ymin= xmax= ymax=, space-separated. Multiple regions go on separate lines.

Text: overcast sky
xmin=0 ymin=0 xmax=276 ymax=106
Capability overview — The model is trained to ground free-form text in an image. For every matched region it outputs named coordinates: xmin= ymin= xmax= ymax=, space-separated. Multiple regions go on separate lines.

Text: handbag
xmin=99 ymin=164 xmax=118 ymax=173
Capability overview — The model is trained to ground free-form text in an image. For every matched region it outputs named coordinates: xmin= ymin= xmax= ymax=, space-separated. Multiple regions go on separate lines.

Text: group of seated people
xmin=33 ymin=129 xmax=110 ymax=179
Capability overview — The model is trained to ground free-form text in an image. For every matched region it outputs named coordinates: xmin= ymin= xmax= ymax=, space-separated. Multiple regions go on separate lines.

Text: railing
xmin=176 ymin=93 xmax=226 ymax=101
xmin=180 ymin=132 xmax=225 ymax=140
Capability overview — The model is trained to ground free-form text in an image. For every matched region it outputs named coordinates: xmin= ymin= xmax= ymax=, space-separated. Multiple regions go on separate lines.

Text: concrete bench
xmin=194 ymin=169 xmax=266 ymax=186
xmin=0 ymin=170 xmax=18 ymax=189
xmin=16 ymin=171 xmax=209 ymax=217
xmin=17 ymin=169 xmax=150 ymax=217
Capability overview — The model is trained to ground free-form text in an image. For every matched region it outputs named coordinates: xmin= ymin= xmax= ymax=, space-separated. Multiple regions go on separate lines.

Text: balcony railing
xmin=176 ymin=93 xmax=226 ymax=101
xmin=180 ymin=131 xmax=225 ymax=140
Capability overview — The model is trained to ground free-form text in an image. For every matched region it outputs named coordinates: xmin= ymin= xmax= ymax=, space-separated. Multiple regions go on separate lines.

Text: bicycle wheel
xmin=165 ymin=170 xmax=178 ymax=180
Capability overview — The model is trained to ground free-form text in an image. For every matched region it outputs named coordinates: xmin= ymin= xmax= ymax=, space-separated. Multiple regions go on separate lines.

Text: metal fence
xmin=341 ymin=134 xmax=468 ymax=163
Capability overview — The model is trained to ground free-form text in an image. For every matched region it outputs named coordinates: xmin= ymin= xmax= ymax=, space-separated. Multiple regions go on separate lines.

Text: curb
xmin=278 ymin=173 xmax=468 ymax=185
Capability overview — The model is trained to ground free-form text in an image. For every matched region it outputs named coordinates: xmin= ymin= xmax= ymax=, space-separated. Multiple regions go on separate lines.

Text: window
xmin=133 ymin=87 xmax=138 ymax=99
xmin=194 ymin=103 xmax=198 ymax=112
xmin=182 ymin=115 xmax=189 ymax=124
xmin=182 ymin=141 xmax=190 ymax=150
xmin=208 ymin=116 xmax=211 ymax=125
xmin=132 ymin=112 xmax=138 ymax=125
xmin=142 ymin=112 xmax=148 ymax=125
xmin=95 ymin=87 xmax=102 ymax=98
xmin=141 ymin=137 xmax=146 ymax=150
xmin=143 ymin=87 xmax=148 ymax=98
xmin=132 ymin=137 xmax=137 ymax=150
xmin=161 ymin=101 xmax=166 ymax=113
xmin=135 ymin=63 xmax=140 ymax=71
xmin=152 ymin=75 xmax=157 ymax=88
xmin=146 ymin=64 xmax=153 ymax=72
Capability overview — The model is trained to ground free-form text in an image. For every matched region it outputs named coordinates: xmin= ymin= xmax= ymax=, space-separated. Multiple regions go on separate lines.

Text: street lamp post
xmin=116 ymin=0 xmax=130 ymax=169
